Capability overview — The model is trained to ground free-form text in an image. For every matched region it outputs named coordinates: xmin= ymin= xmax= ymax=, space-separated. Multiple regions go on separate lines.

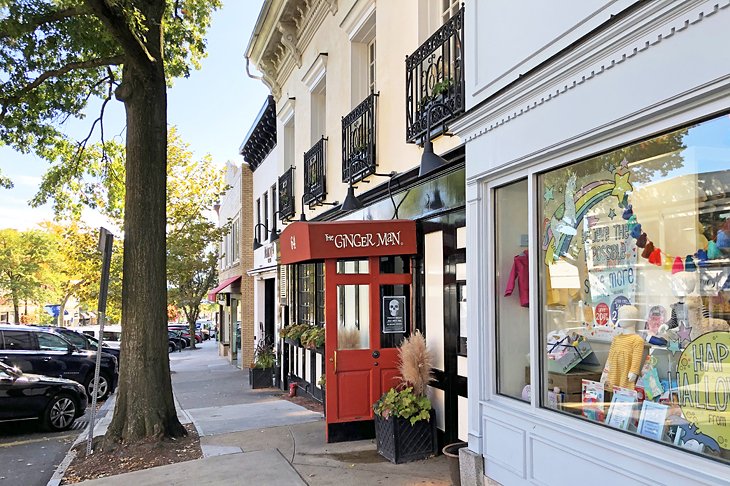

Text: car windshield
xmin=59 ymin=330 xmax=87 ymax=349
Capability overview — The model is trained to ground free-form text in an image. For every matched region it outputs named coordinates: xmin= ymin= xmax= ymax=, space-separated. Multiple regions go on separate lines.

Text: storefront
xmin=208 ymin=275 xmax=242 ymax=362
xmin=278 ymin=160 xmax=469 ymax=445
xmin=455 ymin=2 xmax=730 ymax=481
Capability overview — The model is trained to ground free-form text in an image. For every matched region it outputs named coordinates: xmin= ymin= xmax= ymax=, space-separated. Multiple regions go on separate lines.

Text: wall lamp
xmin=340 ymin=170 xmax=399 ymax=217
xmin=253 ymin=222 xmax=273 ymax=250
xmin=300 ymin=192 xmax=338 ymax=221
xmin=418 ymin=101 xmax=455 ymax=177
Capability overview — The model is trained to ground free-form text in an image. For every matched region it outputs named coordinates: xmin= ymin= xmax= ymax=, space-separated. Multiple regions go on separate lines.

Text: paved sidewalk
xmin=74 ymin=340 xmax=451 ymax=485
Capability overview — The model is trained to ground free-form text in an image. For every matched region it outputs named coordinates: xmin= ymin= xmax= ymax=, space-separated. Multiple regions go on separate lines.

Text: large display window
xmin=536 ymin=114 xmax=730 ymax=463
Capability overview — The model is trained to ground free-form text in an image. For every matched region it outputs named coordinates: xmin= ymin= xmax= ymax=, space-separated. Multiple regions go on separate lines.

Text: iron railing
xmin=342 ymin=92 xmax=377 ymax=184
xmin=303 ymin=137 xmax=327 ymax=206
xmin=405 ymin=6 xmax=465 ymax=144
xmin=278 ymin=167 xmax=295 ymax=220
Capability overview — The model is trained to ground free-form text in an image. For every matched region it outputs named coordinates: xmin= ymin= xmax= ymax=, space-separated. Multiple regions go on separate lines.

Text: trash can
xmin=442 ymin=442 xmax=468 ymax=486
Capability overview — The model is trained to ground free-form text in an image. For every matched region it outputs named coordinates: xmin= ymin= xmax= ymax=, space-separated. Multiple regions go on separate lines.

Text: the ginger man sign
xmin=677 ymin=331 xmax=730 ymax=450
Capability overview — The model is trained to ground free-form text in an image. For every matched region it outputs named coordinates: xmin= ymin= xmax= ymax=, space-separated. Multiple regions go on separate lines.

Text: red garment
xmin=504 ymin=251 xmax=529 ymax=307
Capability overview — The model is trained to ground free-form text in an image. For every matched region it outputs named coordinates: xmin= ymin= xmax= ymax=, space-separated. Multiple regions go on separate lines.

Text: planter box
xmin=249 ymin=367 xmax=274 ymax=389
xmin=374 ymin=411 xmax=437 ymax=464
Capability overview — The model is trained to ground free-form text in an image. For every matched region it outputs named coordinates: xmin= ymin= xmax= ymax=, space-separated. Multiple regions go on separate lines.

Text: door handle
xmin=329 ymin=350 xmax=337 ymax=374
xmin=43 ymin=357 xmax=52 ymax=362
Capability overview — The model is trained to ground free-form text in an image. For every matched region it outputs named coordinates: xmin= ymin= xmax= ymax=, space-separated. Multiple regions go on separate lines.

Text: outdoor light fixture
xmin=341 ymin=155 xmax=364 ymax=211
xmin=418 ymin=102 xmax=455 ymax=177
xmin=300 ymin=193 xmax=308 ymax=221
xmin=269 ymin=211 xmax=281 ymax=244
xmin=252 ymin=222 xmax=271 ymax=251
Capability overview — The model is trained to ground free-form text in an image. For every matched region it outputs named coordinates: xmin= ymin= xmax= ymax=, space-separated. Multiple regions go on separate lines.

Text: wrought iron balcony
xmin=278 ymin=167 xmax=295 ymax=221
xmin=342 ymin=92 xmax=377 ymax=184
xmin=405 ymin=6 xmax=465 ymax=144
xmin=303 ymin=137 xmax=327 ymax=206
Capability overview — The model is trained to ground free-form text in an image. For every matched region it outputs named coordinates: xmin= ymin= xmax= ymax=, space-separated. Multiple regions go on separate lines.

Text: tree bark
xmin=102 ymin=26 xmax=185 ymax=446
xmin=12 ymin=295 xmax=19 ymax=324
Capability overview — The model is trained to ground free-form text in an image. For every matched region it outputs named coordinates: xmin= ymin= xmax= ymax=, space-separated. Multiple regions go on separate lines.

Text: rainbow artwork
xmin=543 ymin=170 xmax=632 ymax=265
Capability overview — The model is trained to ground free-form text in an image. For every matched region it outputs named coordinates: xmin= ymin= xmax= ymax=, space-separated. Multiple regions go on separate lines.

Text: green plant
xmin=317 ymin=374 xmax=326 ymax=390
xmin=287 ymin=324 xmax=310 ymax=341
xmin=373 ymin=387 xmax=431 ymax=425
xmin=253 ymin=339 xmax=276 ymax=369
xmin=300 ymin=326 xmax=325 ymax=349
xmin=431 ymin=77 xmax=453 ymax=97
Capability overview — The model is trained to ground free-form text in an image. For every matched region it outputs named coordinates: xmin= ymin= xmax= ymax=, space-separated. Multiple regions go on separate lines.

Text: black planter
xmin=374 ymin=410 xmax=437 ymax=464
xmin=249 ymin=367 xmax=274 ymax=389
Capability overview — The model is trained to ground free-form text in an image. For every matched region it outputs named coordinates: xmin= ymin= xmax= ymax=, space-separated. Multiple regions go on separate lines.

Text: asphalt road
xmin=0 ymin=416 xmax=86 ymax=486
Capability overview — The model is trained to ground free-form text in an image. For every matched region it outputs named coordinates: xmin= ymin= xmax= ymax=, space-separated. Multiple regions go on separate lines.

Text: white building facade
xmin=455 ymin=0 xmax=730 ymax=484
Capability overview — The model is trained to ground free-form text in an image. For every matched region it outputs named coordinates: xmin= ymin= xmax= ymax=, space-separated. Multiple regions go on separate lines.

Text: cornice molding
xmin=278 ymin=97 xmax=296 ymax=124
xmin=452 ymin=0 xmax=729 ymax=143
xmin=277 ymin=20 xmax=302 ymax=68
xmin=340 ymin=0 xmax=375 ymax=40
xmin=302 ymin=53 xmax=328 ymax=91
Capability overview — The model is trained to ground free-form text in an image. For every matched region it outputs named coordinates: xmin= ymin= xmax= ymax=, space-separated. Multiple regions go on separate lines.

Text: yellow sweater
xmin=605 ymin=334 xmax=645 ymax=390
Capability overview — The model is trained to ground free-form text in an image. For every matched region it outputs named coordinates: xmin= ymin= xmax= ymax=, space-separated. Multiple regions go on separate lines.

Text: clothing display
xmin=505 ymin=251 xmax=529 ymax=307
xmin=604 ymin=333 xmax=645 ymax=389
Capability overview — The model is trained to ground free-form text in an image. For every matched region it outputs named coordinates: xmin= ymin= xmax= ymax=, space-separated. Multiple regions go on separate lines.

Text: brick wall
xmin=240 ymin=167 xmax=255 ymax=367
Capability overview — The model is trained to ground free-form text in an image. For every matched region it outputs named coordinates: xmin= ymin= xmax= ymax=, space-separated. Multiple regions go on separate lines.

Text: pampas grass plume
xmin=397 ymin=330 xmax=433 ymax=397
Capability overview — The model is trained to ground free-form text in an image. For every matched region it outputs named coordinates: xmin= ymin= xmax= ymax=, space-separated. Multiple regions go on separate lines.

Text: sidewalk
xmin=74 ymin=340 xmax=451 ymax=485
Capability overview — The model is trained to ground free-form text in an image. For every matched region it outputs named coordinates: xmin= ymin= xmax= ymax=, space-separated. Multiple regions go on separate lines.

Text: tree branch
xmin=0 ymin=6 xmax=91 ymax=39
xmin=0 ymin=55 xmax=125 ymax=124
xmin=83 ymin=0 xmax=157 ymax=70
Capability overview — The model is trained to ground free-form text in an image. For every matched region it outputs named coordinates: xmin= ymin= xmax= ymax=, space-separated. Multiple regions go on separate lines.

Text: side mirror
xmin=67 ymin=344 xmax=79 ymax=354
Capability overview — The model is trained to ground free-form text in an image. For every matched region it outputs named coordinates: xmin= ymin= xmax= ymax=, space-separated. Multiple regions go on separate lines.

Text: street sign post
xmin=86 ymin=227 xmax=114 ymax=455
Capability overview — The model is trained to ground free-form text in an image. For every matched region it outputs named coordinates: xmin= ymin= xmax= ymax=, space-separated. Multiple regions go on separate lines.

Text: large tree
xmin=0 ymin=228 xmax=55 ymax=322
xmin=166 ymin=129 xmax=226 ymax=349
xmin=0 ymin=0 xmax=221 ymax=446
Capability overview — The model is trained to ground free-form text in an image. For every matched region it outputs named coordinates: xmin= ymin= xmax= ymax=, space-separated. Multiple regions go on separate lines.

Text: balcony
xmin=342 ymin=92 xmax=377 ymax=184
xmin=303 ymin=137 xmax=327 ymax=206
xmin=278 ymin=166 xmax=295 ymax=221
xmin=405 ymin=6 xmax=465 ymax=144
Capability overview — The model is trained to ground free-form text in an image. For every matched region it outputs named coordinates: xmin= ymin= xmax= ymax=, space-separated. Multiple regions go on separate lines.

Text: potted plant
xmin=300 ymin=326 xmax=325 ymax=352
xmin=373 ymin=330 xmax=437 ymax=464
xmin=249 ymin=338 xmax=275 ymax=389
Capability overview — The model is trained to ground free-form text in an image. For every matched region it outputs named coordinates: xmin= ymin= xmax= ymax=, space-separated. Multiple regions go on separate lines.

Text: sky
xmin=0 ymin=0 xmax=268 ymax=232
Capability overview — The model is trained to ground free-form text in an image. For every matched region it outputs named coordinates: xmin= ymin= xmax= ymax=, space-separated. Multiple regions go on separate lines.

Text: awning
xmin=208 ymin=275 xmax=242 ymax=302
xmin=280 ymin=220 xmax=417 ymax=265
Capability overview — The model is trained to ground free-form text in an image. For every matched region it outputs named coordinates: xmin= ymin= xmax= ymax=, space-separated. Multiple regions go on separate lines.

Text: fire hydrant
xmin=289 ymin=382 xmax=297 ymax=397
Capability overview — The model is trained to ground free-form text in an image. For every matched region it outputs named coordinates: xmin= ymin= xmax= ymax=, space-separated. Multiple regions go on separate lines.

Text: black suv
xmin=0 ymin=325 xmax=118 ymax=400
xmin=39 ymin=327 xmax=121 ymax=361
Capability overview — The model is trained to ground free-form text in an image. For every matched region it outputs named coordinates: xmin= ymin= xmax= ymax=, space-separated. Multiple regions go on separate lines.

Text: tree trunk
xmin=12 ymin=295 xmax=19 ymax=324
xmin=103 ymin=55 xmax=185 ymax=447
xmin=187 ymin=305 xmax=199 ymax=349
xmin=58 ymin=295 xmax=69 ymax=327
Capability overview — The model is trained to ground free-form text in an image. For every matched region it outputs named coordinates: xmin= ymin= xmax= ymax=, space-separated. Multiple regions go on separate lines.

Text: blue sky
xmin=0 ymin=0 xmax=268 ymax=230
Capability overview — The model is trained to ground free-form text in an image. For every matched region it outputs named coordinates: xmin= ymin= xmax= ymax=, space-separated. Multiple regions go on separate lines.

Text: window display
xmin=495 ymin=180 xmax=530 ymax=401
xmin=538 ymin=114 xmax=730 ymax=463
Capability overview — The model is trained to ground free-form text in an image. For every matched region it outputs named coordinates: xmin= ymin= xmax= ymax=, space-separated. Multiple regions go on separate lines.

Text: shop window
xmin=495 ymin=179 xmax=530 ymax=401
xmin=337 ymin=259 xmax=369 ymax=274
xmin=297 ymin=263 xmax=325 ymax=328
xmin=337 ymin=284 xmax=369 ymax=350
xmin=380 ymin=255 xmax=410 ymax=274
xmin=538 ymin=113 xmax=730 ymax=464
xmin=380 ymin=284 xmax=410 ymax=348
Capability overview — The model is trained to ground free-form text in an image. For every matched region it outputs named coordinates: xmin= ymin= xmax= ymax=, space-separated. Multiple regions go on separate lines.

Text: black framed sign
xmin=382 ymin=296 xmax=406 ymax=334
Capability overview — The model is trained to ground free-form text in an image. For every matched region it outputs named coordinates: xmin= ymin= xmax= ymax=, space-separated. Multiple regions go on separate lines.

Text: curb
xmin=46 ymin=396 xmax=116 ymax=486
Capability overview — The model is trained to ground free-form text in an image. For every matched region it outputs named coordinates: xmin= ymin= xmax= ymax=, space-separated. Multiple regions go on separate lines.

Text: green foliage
xmin=165 ymin=129 xmax=228 ymax=329
xmin=0 ymin=0 xmax=221 ymax=158
xmin=253 ymin=339 xmax=276 ymax=369
xmin=0 ymin=228 xmax=56 ymax=321
xmin=280 ymin=323 xmax=311 ymax=341
xmin=373 ymin=387 xmax=432 ymax=426
xmin=300 ymin=326 xmax=325 ymax=349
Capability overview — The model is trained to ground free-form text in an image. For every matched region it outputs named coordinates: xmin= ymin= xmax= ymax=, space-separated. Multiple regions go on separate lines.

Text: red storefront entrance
xmin=280 ymin=220 xmax=417 ymax=441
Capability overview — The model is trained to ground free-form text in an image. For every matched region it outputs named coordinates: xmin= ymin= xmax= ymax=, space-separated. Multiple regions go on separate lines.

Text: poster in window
xmin=382 ymin=296 xmax=406 ymax=333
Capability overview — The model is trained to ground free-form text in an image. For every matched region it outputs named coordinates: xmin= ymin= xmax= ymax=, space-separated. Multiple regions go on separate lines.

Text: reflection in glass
xmin=539 ymin=114 xmax=730 ymax=465
xmin=337 ymin=285 xmax=370 ymax=350
xmin=495 ymin=179 xmax=530 ymax=401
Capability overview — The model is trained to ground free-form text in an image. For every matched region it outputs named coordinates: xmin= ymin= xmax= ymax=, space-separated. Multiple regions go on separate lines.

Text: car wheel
xmin=168 ymin=342 xmax=175 ymax=353
xmin=44 ymin=394 xmax=77 ymax=432
xmin=85 ymin=371 xmax=111 ymax=401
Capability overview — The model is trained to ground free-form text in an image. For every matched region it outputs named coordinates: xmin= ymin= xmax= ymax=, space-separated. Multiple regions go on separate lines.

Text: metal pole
xmin=86 ymin=227 xmax=114 ymax=455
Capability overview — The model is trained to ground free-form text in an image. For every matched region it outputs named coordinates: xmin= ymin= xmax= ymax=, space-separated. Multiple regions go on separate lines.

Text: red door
xmin=325 ymin=257 xmax=411 ymax=438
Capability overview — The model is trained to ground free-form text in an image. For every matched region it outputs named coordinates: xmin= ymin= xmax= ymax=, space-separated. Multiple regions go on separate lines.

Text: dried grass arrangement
xmin=397 ymin=330 xmax=433 ymax=396
xmin=337 ymin=327 xmax=360 ymax=350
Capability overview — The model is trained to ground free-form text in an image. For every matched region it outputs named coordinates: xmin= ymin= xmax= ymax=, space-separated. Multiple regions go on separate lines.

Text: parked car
xmin=0 ymin=325 xmax=118 ymax=400
xmin=168 ymin=325 xmax=201 ymax=344
xmin=167 ymin=331 xmax=185 ymax=352
xmin=37 ymin=327 xmax=121 ymax=361
xmin=75 ymin=325 xmax=122 ymax=348
xmin=0 ymin=361 xmax=88 ymax=431
xmin=169 ymin=329 xmax=189 ymax=348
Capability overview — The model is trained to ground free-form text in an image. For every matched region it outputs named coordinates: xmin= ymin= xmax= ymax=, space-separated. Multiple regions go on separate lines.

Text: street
xmin=0 ymin=416 xmax=86 ymax=485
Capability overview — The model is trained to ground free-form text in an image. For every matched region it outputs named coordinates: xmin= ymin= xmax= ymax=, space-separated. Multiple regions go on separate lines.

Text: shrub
xmin=253 ymin=339 xmax=275 ymax=369
xmin=373 ymin=387 xmax=431 ymax=425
